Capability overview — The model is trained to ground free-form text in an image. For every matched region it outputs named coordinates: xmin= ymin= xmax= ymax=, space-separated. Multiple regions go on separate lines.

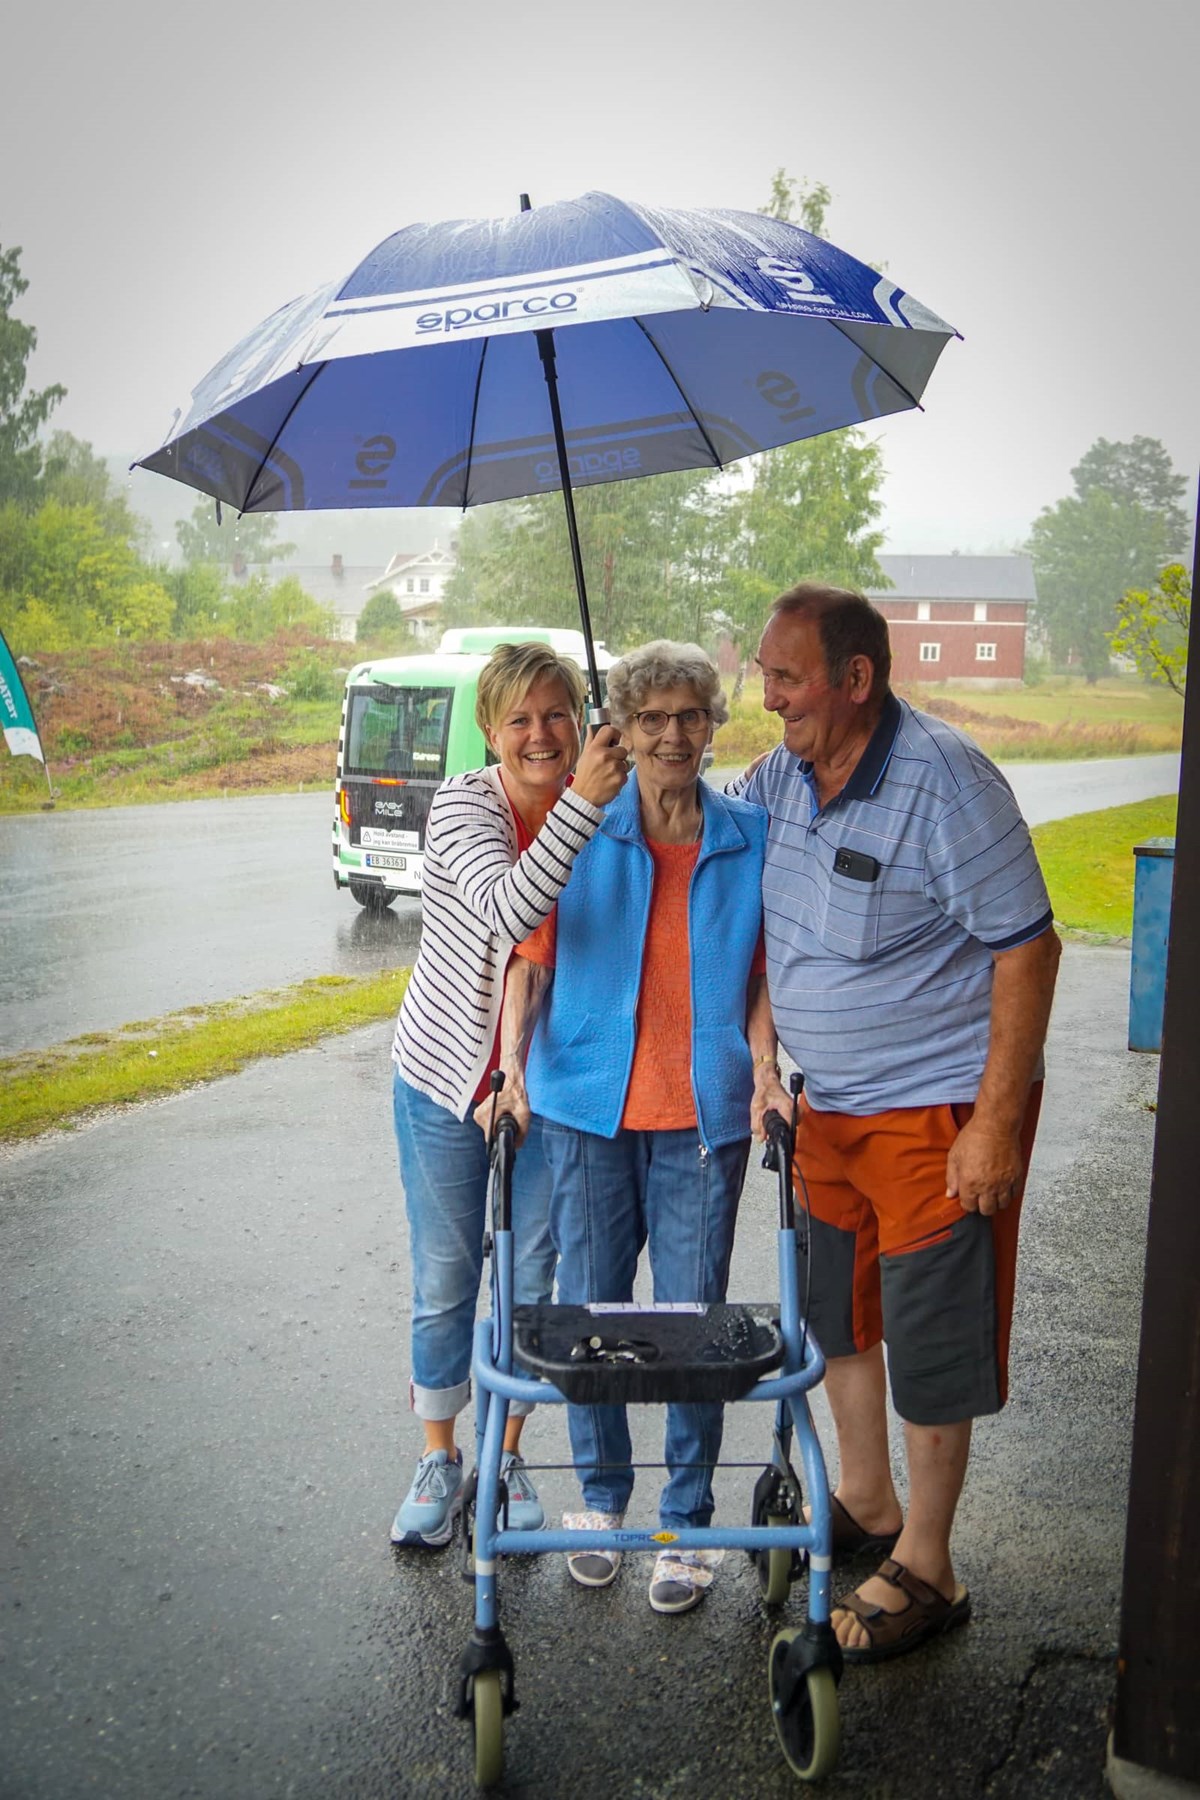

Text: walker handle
xmin=762 ymin=1109 xmax=791 ymax=1167
xmin=489 ymin=1111 xmax=518 ymax=1234
xmin=762 ymin=1109 xmax=796 ymax=1231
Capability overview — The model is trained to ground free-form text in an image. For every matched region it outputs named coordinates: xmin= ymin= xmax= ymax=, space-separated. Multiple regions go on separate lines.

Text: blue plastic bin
xmin=1128 ymin=838 xmax=1176 ymax=1052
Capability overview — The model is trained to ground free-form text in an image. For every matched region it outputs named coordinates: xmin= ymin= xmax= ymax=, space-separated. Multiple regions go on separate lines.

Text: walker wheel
xmin=757 ymin=1510 xmax=797 ymax=1606
xmin=768 ymin=1633 xmax=841 ymax=1781
xmin=471 ymin=1669 xmax=503 ymax=1788
xmin=751 ymin=1473 xmax=800 ymax=1606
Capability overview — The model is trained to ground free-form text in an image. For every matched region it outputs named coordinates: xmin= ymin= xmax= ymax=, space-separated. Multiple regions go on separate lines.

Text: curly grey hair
xmin=604 ymin=640 xmax=728 ymax=730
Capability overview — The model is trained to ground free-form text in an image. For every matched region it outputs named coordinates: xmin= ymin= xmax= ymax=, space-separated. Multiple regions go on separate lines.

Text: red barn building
xmin=866 ymin=554 xmax=1035 ymax=687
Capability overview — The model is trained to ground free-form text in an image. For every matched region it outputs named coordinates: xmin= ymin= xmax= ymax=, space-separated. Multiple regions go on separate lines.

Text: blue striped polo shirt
xmin=736 ymin=694 xmax=1053 ymax=1114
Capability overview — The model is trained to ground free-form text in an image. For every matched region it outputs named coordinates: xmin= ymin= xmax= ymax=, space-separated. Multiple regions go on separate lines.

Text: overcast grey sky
xmin=4 ymin=0 xmax=1196 ymax=557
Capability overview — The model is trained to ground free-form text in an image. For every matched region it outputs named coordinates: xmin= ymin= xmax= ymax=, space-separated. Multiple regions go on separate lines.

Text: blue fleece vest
xmin=525 ymin=775 xmax=767 ymax=1147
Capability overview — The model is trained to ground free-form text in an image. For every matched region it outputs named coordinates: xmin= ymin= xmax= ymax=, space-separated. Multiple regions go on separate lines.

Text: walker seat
xmin=512 ymin=1301 xmax=785 ymax=1403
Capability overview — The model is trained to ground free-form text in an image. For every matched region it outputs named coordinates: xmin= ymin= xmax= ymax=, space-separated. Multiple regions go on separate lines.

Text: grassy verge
xmin=1034 ymin=795 xmax=1178 ymax=938
xmin=0 ymin=969 xmax=409 ymax=1144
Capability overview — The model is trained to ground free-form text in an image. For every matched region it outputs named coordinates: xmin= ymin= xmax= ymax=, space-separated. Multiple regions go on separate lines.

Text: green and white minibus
xmin=332 ymin=627 xmax=612 ymax=907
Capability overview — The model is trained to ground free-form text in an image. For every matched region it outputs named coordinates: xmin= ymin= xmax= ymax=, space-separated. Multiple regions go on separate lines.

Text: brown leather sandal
xmin=835 ymin=1557 xmax=971 ymax=1664
xmin=830 ymin=1495 xmax=902 ymax=1561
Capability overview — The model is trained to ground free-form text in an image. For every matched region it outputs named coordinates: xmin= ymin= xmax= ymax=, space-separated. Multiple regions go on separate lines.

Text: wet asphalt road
xmin=0 ymin=753 xmax=1180 ymax=1056
xmin=0 ymin=944 xmax=1153 ymax=1799
xmin=0 ymin=793 xmax=424 ymax=1057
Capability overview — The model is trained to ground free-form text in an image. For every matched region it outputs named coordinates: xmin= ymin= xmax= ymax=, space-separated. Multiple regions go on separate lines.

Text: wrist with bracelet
xmin=752 ymin=1053 xmax=781 ymax=1078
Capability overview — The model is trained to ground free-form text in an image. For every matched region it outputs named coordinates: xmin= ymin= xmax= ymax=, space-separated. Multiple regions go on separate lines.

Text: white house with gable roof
xmin=365 ymin=540 xmax=458 ymax=639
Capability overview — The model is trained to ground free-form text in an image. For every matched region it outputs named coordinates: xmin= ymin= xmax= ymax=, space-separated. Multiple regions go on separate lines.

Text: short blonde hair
xmin=475 ymin=641 xmax=588 ymax=733
xmin=605 ymin=640 xmax=728 ymax=729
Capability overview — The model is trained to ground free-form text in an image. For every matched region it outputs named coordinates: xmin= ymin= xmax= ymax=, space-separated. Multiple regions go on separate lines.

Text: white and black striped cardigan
xmin=391 ymin=764 xmax=604 ymax=1119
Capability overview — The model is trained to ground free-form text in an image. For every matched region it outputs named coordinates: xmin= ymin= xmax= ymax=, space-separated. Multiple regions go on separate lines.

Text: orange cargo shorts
xmin=793 ymin=1086 xmax=1042 ymax=1426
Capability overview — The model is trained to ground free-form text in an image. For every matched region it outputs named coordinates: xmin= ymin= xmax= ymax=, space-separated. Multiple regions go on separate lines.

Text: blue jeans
xmin=392 ymin=1072 xmax=556 ymax=1421
xmin=543 ymin=1123 xmax=749 ymax=1531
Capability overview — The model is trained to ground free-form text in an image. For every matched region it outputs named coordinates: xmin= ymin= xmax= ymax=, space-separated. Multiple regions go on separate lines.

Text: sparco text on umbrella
xmin=416 ymin=292 xmax=578 ymax=334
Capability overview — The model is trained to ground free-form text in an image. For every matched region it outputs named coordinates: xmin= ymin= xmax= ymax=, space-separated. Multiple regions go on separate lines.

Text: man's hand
xmin=571 ymin=724 xmax=629 ymax=807
xmin=751 ymin=1063 xmax=791 ymax=1141
xmin=948 ymin=926 xmax=1061 ymax=1215
xmin=472 ymin=1067 xmax=532 ymax=1145
xmin=945 ymin=1115 xmax=1025 ymax=1215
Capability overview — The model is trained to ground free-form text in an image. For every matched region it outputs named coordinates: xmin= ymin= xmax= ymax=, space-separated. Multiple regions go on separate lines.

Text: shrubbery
xmin=356 ymin=588 xmax=416 ymax=651
xmin=0 ymin=499 xmax=334 ymax=654
xmin=282 ymin=649 xmax=339 ymax=702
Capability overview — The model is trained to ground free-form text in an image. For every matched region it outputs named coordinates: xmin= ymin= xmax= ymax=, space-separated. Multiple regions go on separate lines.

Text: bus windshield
xmin=345 ymin=685 xmax=454 ymax=780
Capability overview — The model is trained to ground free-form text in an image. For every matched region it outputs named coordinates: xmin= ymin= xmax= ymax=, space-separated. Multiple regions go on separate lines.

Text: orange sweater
xmin=517 ymin=839 xmax=702 ymax=1131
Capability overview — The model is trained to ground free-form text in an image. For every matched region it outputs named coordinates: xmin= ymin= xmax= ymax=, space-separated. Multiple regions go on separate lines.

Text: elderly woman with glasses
xmin=480 ymin=640 xmax=778 ymax=1615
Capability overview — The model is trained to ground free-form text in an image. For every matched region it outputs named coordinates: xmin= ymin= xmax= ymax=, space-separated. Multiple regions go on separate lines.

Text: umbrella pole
xmin=519 ymin=194 xmax=606 ymax=722
xmin=534 ymin=329 xmax=605 ymax=720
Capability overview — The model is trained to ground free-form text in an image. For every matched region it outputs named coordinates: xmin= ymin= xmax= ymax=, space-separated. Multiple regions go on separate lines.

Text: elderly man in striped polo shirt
xmin=737 ymin=581 xmax=1061 ymax=1664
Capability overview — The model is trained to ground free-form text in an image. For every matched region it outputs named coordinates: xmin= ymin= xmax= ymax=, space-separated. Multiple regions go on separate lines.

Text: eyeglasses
xmin=631 ymin=707 xmax=712 ymax=736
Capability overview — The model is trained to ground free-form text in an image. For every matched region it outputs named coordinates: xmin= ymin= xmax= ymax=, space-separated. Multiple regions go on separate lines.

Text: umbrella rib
xmin=633 ymin=318 xmax=726 ymax=469
xmin=236 ymin=363 xmax=327 ymax=512
xmin=461 ymin=338 xmax=490 ymax=509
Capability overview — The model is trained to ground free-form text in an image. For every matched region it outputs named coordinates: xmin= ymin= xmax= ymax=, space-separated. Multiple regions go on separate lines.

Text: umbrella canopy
xmin=137 ymin=191 xmax=958 ymax=517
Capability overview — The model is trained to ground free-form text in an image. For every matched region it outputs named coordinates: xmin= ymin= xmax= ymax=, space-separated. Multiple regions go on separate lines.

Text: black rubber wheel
xmin=349 ymin=879 xmax=398 ymax=910
xmin=768 ymin=1634 xmax=841 ymax=1781
xmin=472 ymin=1669 xmax=503 ymax=1788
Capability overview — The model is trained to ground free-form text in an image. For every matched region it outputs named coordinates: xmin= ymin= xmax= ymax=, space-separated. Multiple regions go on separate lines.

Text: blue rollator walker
xmin=455 ymin=1073 xmax=843 ymax=1786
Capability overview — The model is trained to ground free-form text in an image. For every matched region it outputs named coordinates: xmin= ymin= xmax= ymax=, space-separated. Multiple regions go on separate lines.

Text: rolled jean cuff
xmin=410 ymin=1378 xmax=534 ymax=1421
xmin=411 ymin=1377 xmax=470 ymax=1422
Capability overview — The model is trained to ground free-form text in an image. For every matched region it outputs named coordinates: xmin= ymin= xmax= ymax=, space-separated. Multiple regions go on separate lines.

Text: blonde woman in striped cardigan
xmin=389 ymin=641 xmax=628 ymax=1549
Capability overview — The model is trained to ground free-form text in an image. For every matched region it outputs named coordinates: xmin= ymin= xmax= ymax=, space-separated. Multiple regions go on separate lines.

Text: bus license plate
xmin=366 ymin=853 xmax=407 ymax=870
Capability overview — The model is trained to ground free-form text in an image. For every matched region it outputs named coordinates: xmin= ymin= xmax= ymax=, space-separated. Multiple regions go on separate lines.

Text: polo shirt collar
xmin=797 ymin=691 xmax=904 ymax=806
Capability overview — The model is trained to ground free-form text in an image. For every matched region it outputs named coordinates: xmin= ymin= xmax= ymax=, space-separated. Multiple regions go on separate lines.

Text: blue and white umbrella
xmin=138 ymin=191 xmax=958 ymax=692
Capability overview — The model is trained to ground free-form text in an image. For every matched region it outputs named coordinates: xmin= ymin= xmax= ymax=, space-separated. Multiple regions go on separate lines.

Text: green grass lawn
xmin=0 ymin=969 xmax=409 ymax=1142
xmin=1034 ymin=795 xmax=1178 ymax=938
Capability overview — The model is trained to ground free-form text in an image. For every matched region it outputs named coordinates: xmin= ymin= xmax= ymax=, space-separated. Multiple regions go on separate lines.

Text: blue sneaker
xmin=391 ymin=1449 xmax=464 ymax=1547
xmin=499 ymin=1451 xmax=545 ymax=1531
